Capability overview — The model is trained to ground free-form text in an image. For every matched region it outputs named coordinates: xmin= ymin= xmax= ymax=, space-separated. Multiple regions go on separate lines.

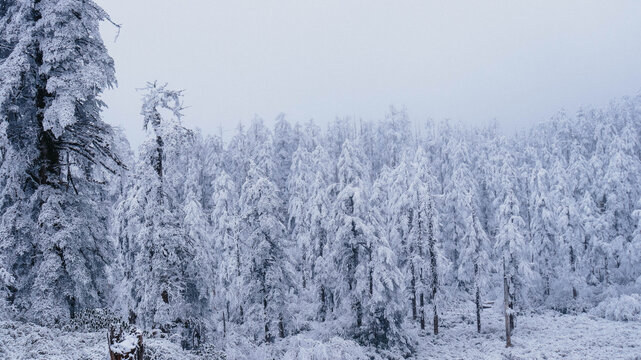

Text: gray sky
xmin=98 ymin=0 xmax=641 ymax=148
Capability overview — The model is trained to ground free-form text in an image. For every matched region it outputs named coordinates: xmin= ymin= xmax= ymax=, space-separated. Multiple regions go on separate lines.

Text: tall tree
xmin=0 ymin=0 xmax=122 ymax=324
xmin=115 ymin=83 xmax=199 ymax=335
xmin=211 ymin=169 xmax=243 ymax=335
xmin=240 ymin=162 xmax=293 ymax=343
xmin=529 ymin=165 xmax=559 ymax=298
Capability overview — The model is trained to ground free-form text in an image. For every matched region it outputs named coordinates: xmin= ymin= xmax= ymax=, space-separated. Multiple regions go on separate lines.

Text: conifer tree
xmin=0 ymin=0 xmax=122 ymax=324
xmin=240 ymin=162 xmax=293 ymax=343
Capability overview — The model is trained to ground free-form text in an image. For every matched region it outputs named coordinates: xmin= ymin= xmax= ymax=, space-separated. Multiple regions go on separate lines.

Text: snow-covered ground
xmin=0 ymin=321 xmax=203 ymax=360
xmin=281 ymin=306 xmax=641 ymax=360
xmin=418 ymin=305 xmax=641 ymax=360
xmin=1 ymin=310 xmax=639 ymax=360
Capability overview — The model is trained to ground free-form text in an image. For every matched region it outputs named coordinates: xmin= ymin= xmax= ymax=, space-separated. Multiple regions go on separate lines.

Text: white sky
xmin=98 ymin=0 xmax=641 ymax=147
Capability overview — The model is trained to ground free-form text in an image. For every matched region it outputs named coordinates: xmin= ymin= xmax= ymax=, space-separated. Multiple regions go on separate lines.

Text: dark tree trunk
xmin=302 ymin=269 xmax=307 ymax=289
xmin=226 ymin=300 xmax=230 ymax=324
xmin=319 ymin=285 xmax=326 ymax=321
xmin=570 ymin=246 xmax=577 ymax=299
xmin=222 ymin=312 xmax=226 ymax=338
xmin=433 ymin=303 xmax=438 ymax=335
xmin=411 ymin=264 xmax=417 ymax=320
xmin=476 ymin=286 xmax=481 ymax=333
xmin=154 ymin=135 xmax=164 ymax=204
xmin=503 ymin=259 xmax=512 ymax=348
xmin=263 ymin=297 xmax=270 ymax=343
xmin=355 ymin=300 xmax=362 ymax=328
xmin=509 ymin=301 xmax=515 ymax=332
xmin=428 ymin=198 xmax=439 ymax=335
xmin=33 ymin=3 xmax=60 ymax=186
xmin=420 ymin=292 xmax=425 ymax=330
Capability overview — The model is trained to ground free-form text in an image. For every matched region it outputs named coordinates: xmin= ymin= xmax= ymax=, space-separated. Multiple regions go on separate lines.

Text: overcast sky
xmin=98 ymin=0 xmax=641 ymax=147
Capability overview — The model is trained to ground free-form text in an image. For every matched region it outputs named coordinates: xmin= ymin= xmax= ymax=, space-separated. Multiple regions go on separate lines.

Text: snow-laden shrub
xmin=192 ymin=343 xmax=227 ymax=359
xmin=216 ymin=332 xmax=379 ymax=360
xmin=544 ymin=278 xmax=592 ymax=314
xmin=282 ymin=336 xmax=372 ymax=360
xmin=143 ymin=338 xmax=202 ymax=360
xmin=592 ymin=294 xmax=641 ymax=321
xmin=64 ymin=308 xmax=121 ymax=332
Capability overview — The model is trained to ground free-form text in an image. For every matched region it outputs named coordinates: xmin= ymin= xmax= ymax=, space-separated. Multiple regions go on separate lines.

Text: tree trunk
xmin=355 ymin=300 xmax=363 ymax=328
xmin=475 ymin=286 xmax=481 ymax=333
xmin=420 ymin=292 xmax=425 ymax=330
xmin=263 ymin=297 xmax=270 ymax=343
xmin=411 ymin=264 xmax=417 ymax=320
xmin=154 ymin=135 xmax=164 ymax=204
xmin=569 ymin=245 xmax=577 ymax=299
xmin=433 ymin=303 xmax=438 ymax=335
xmin=222 ymin=312 xmax=226 ymax=338
xmin=279 ymin=315 xmax=285 ymax=338
xmin=33 ymin=3 xmax=60 ymax=187
xmin=319 ymin=285 xmax=327 ymax=321
xmin=509 ymin=300 xmax=515 ymax=332
xmin=503 ymin=259 xmax=512 ymax=348
xmin=226 ymin=300 xmax=230 ymax=324
xmin=108 ymin=326 xmax=143 ymax=360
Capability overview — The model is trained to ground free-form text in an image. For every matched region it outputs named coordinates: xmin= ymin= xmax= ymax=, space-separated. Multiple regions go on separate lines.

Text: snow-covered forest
xmin=1 ymin=1 xmax=641 ymax=359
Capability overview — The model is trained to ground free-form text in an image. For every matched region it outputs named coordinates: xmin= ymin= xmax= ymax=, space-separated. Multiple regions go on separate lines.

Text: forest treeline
xmin=1 ymin=0 xmax=640 ymax=354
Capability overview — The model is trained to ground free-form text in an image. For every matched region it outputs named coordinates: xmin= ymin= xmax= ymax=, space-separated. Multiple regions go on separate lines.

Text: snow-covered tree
xmin=404 ymin=149 xmax=441 ymax=334
xmin=211 ymin=169 xmax=243 ymax=335
xmin=459 ymin=206 xmax=490 ymax=332
xmin=495 ymin=157 xmax=532 ymax=333
xmin=115 ymin=83 xmax=202 ymax=337
xmin=529 ymin=165 xmax=559 ymax=298
xmin=240 ymin=162 xmax=294 ymax=343
xmin=0 ymin=0 xmax=122 ymax=325
xmin=329 ymin=139 xmax=372 ymax=331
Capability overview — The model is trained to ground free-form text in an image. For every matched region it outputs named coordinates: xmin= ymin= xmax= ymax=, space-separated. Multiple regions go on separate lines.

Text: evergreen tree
xmin=240 ymin=162 xmax=294 ymax=343
xmin=115 ymin=83 xmax=199 ymax=336
xmin=459 ymin=206 xmax=490 ymax=333
xmin=0 ymin=0 xmax=122 ymax=324
xmin=530 ymin=165 xmax=559 ymax=298
xmin=496 ymin=186 xmax=530 ymax=333
xmin=211 ymin=169 xmax=244 ymax=335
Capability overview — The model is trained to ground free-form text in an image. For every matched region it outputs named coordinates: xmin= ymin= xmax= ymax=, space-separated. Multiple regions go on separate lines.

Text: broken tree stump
xmin=108 ymin=323 xmax=143 ymax=360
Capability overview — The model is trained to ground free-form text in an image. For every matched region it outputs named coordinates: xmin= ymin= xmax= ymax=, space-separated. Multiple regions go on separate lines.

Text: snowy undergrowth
xmin=2 ymin=309 xmax=640 ymax=360
xmin=416 ymin=304 xmax=641 ymax=360
xmin=592 ymin=294 xmax=641 ymax=322
xmin=0 ymin=321 xmax=203 ymax=360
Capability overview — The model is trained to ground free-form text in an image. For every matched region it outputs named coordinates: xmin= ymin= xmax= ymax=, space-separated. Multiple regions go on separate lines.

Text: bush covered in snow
xmin=64 ymin=308 xmax=121 ymax=332
xmin=592 ymin=294 xmax=641 ymax=321
xmin=281 ymin=336 xmax=372 ymax=360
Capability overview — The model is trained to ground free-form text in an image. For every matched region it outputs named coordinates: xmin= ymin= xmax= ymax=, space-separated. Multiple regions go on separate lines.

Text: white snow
xmin=0 ymin=321 xmax=200 ymax=360
xmin=416 ymin=306 xmax=641 ymax=360
xmin=0 ymin=309 xmax=640 ymax=359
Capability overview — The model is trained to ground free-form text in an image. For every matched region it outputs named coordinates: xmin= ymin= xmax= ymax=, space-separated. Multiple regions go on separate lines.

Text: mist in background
xmin=98 ymin=0 xmax=641 ymax=147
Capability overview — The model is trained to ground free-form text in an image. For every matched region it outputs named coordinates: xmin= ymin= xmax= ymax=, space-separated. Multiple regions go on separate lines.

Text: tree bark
xmin=420 ymin=292 xmax=425 ymax=330
xmin=279 ymin=315 xmax=285 ymax=338
xmin=108 ymin=326 xmax=143 ymax=360
xmin=433 ymin=303 xmax=438 ymax=335
xmin=411 ymin=264 xmax=417 ymax=320
xmin=222 ymin=312 xmax=226 ymax=338
xmin=263 ymin=297 xmax=270 ymax=343
xmin=503 ymin=259 xmax=512 ymax=348
xmin=476 ymin=286 xmax=481 ymax=333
